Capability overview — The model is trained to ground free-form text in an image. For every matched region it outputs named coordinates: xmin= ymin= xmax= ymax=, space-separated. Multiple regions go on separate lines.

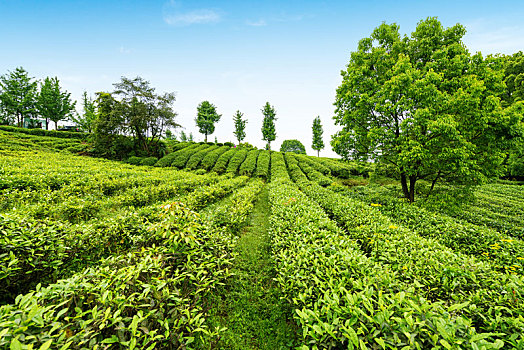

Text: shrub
xmin=140 ymin=156 xmax=158 ymax=166
xmin=126 ymin=156 xmax=143 ymax=165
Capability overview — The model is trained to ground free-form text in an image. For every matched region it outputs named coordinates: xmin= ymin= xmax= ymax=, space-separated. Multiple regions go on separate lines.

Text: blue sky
xmin=1 ymin=0 xmax=523 ymax=155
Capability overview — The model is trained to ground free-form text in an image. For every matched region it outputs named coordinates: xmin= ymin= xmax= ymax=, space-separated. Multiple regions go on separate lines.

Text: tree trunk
xmin=55 ymin=121 xmax=58 ymax=130
xmin=46 ymin=119 xmax=49 ymax=130
xmin=409 ymin=175 xmax=416 ymax=203
xmin=317 ymin=150 xmax=319 ymax=157
xmin=205 ymin=133 xmax=207 ymax=142
xmin=400 ymin=172 xmax=409 ymax=201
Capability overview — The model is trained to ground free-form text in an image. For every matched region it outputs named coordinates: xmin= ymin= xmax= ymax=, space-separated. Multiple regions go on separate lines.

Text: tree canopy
xmin=332 ymin=17 xmax=522 ymax=202
xmin=261 ymin=102 xmax=277 ymax=150
xmin=233 ymin=110 xmax=247 ymax=144
xmin=0 ymin=67 xmax=37 ymax=128
xmin=38 ymin=77 xmax=76 ymax=130
xmin=195 ymin=101 xmax=221 ymax=142
xmin=311 ymin=116 xmax=324 ymax=157
xmin=280 ymin=139 xmax=306 ymax=154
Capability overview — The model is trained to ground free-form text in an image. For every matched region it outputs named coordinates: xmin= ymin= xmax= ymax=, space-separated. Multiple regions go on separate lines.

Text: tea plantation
xmin=1 ymin=128 xmax=523 ymax=349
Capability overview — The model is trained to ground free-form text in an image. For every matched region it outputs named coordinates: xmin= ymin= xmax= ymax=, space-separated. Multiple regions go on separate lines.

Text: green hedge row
xmin=238 ymin=150 xmax=260 ymax=176
xmin=212 ymin=148 xmax=236 ymax=174
xmin=226 ymin=149 xmax=248 ymax=175
xmin=254 ymin=150 xmax=270 ymax=179
xmin=185 ymin=145 xmax=219 ymax=170
xmin=292 ymin=176 xmax=524 ymax=346
xmin=0 ymin=125 xmax=89 ymax=140
xmin=171 ymin=144 xmax=209 ymax=168
xmin=200 ymin=146 xmax=230 ymax=171
xmin=269 ymin=174 xmax=498 ymax=348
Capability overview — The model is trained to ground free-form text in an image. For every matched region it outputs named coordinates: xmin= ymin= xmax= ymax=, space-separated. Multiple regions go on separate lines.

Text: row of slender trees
xmin=0 ymin=67 xmax=76 ymax=130
xmin=179 ymin=100 xmax=325 ymax=154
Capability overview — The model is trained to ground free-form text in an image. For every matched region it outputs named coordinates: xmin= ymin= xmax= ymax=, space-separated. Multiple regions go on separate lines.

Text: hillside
xmin=1 ymin=129 xmax=524 ymax=349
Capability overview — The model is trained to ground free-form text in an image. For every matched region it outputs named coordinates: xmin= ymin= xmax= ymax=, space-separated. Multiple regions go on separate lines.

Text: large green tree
xmin=233 ymin=110 xmax=247 ymax=144
xmin=501 ymin=51 xmax=524 ymax=107
xmin=38 ymin=77 xmax=76 ymax=130
xmin=195 ymin=101 xmax=221 ymax=142
xmin=311 ymin=116 xmax=324 ymax=157
xmin=71 ymin=91 xmax=97 ymax=132
xmin=261 ymin=102 xmax=277 ymax=150
xmin=280 ymin=139 xmax=306 ymax=154
xmin=113 ymin=76 xmax=178 ymax=153
xmin=0 ymin=67 xmax=37 ymax=128
xmin=333 ymin=18 xmax=521 ymax=202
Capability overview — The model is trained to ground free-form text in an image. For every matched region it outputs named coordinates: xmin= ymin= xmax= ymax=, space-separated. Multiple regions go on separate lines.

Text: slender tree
xmin=0 ymin=67 xmax=37 ymax=128
xmin=195 ymin=101 xmax=221 ymax=142
xmin=71 ymin=91 xmax=97 ymax=132
xmin=261 ymin=102 xmax=277 ymax=150
xmin=38 ymin=77 xmax=76 ymax=130
xmin=180 ymin=130 xmax=188 ymax=141
xmin=311 ymin=116 xmax=324 ymax=157
xmin=233 ymin=110 xmax=247 ymax=144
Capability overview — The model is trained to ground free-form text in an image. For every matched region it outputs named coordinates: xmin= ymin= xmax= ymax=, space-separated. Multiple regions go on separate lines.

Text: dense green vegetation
xmin=1 ymin=16 xmax=523 ymax=350
xmin=1 ymin=128 xmax=523 ymax=349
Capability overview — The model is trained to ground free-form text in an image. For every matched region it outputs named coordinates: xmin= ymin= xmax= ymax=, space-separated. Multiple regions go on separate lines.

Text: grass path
xmin=203 ymin=186 xmax=299 ymax=349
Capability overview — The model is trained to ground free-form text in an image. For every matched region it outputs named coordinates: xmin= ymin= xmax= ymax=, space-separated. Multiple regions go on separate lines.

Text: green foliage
xmin=139 ymin=156 xmax=158 ymax=166
xmin=126 ymin=156 xmax=143 ymax=165
xmin=195 ymin=101 xmax=221 ymax=142
xmin=501 ymin=51 xmax=524 ymax=106
xmin=37 ymin=76 xmax=76 ymax=130
xmin=254 ymin=150 xmax=270 ymax=179
xmin=170 ymin=143 xmax=208 ymax=168
xmin=200 ymin=145 xmax=230 ymax=171
xmin=185 ymin=145 xmax=218 ymax=170
xmin=226 ymin=149 xmax=248 ymax=175
xmin=332 ymin=18 xmax=521 ymax=201
xmin=311 ymin=116 xmax=324 ymax=156
xmin=261 ymin=102 xmax=277 ymax=150
xmin=71 ymin=91 xmax=97 ymax=133
xmin=212 ymin=148 xmax=236 ymax=174
xmin=0 ymin=125 xmax=87 ymax=139
xmin=280 ymin=139 xmax=306 ymax=154
xmin=238 ymin=149 xmax=260 ymax=176
xmin=233 ymin=110 xmax=247 ymax=143
xmin=0 ymin=67 xmax=37 ymax=128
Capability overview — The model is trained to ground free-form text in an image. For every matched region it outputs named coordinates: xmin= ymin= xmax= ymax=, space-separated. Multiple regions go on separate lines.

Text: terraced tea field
xmin=1 ymin=129 xmax=523 ymax=349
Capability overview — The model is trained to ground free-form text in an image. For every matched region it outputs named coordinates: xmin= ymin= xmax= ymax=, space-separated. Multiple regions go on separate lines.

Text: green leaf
xmin=39 ymin=340 xmax=53 ymax=350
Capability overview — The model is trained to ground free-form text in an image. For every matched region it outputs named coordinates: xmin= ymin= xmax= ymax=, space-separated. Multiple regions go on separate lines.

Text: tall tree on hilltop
xmin=195 ymin=101 xmax=221 ymax=142
xmin=38 ymin=77 xmax=76 ymax=130
xmin=0 ymin=67 xmax=37 ymax=128
xmin=233 ymin=110 xmax=247 ymax=144
xmin=311 ymin=116 xmax=324 ymax=157
xmin=332 ymin=17 xmax=522 ymax=202
xmin=261 ymin=102 xmax=277 ymax=150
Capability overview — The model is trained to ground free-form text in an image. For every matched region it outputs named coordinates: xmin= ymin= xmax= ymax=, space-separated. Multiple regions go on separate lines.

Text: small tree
xmin=180 ymin=130 xmax=188 ymax=141
xmin=233 ymin=110 xmax=247 ymax=144
xmin=38 ymin=77 xmax=76 ymax=130
xmin=280 ymin=139 xmax=306 ymax=154
xmin=261 ymin=102 xmax=277 ymax=150
xmin=195 ymin=101 xmax=221 ymax=142
xmin=71 ymin=91 xmax=97 ymax=132
xmin=0 ymin=67 xmax=37 ymax=128
xmin=311 ymin=116 xmax=324 ymax=157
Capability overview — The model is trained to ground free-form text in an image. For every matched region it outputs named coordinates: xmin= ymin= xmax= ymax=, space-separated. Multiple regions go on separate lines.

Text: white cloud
xmin=119 ymin=46 xmax=131 ymax=54
xmin=164 ymin=8 xmax=221 ymax=26
xmin=246 ymin=19 xmax=267 ymax=27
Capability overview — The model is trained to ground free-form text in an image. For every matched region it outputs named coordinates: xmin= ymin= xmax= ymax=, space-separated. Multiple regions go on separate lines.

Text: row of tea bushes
xmin=268 ymin=168 xmax=499 ymax=348
xmin=293 ymin=177 xmax=524 ymax=346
